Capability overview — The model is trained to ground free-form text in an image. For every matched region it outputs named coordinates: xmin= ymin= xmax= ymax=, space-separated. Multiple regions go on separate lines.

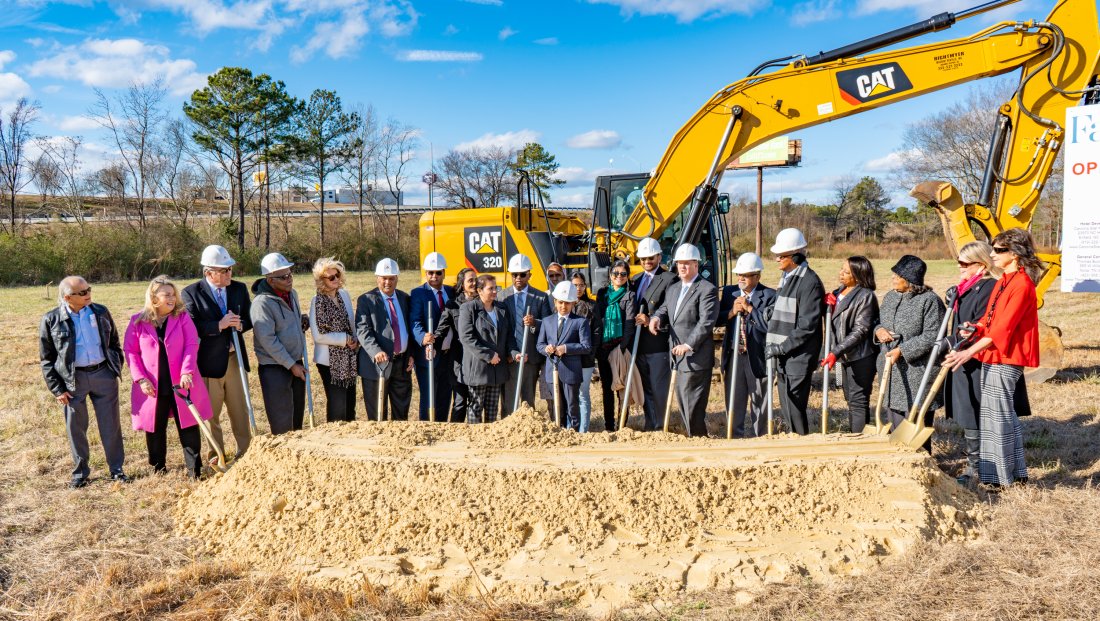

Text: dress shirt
xmin=382 ymin=292 xmax=409 ymax=354
xmin=67 ymin=305 xmax=105 ymax=367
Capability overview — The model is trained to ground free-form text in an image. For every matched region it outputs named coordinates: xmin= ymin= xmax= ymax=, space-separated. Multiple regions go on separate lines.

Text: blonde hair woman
xmin=123 ymin=275 xmax=212 ymax=478
xmin=309 ymin=257 xmax=359 ymax=422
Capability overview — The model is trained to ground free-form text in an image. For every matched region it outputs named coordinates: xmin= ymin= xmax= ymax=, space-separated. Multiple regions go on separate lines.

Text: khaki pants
xmin=203 ymin=353 xmax=252 ymax=460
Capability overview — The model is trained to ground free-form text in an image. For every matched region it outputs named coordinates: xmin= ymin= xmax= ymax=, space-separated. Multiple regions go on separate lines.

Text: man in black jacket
xmin=39 ymin=276 xmax=127 ymax=488
xmin=717 ymin=253 xmax=776 ymax=438
xmin=631 ymin=237 xmax=677 ymax=431
xmin=181 ymin=245 xmax=253 ymax=460
xmin=765 ymin=229 xmax=825 ymax=435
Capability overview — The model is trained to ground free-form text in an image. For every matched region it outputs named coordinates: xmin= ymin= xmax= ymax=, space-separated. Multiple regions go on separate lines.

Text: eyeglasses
xmin=957 ymin=260 xmax=976 ymax=268
xmin=207 ymin=267 xmax=232 ymax=275
xmin=511 ymin=272 xmax=529 ymax=279
xmin=991 ymin=246 xmax=1009 ymax=255
xmin=775 ymin=253 xmax=794 ymax=260
xmin=426 ymin=270 xmax=444 ymax=276
xmin=611 ymin=271 xmax=629 ymax=277
xmin=269 ymin=273 xmax=293 ymax=281
xmin=738 ymin=272 xmax=761 ymax=278
xmin=323 ymin=273 xmax=341 ymax=282
xmin=70 ymin=287 xmax=91 ymax=297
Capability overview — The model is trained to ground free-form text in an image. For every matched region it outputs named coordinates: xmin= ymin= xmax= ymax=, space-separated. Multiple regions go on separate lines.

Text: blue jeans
xmin=578 ymin=366 xmax=594 ymax=433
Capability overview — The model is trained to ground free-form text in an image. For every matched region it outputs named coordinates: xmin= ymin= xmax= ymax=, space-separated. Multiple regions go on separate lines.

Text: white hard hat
xmin=374 ymin=258 xmax=400 ymax=277
xmin=636 ymin=237 xmax=662 ymax=258
xmin=507 ymin=254 xmax=533 ymax=272
xmin=771 ymin=228 xmax=808 ymax=254
xmin=733 ymin=252 xmax=765 ymax=274
xmin=200 ymin=244 xmax=235 ymax=268
xmin=422 ymin=252 xmax=447 ymax=271
xmin=552 ymin=281 xmax=578 ymax=303
xmin=260 ymin=252 xmax=293 ymax=275
xmin=672 ymin=243 xmax=702 ymax=262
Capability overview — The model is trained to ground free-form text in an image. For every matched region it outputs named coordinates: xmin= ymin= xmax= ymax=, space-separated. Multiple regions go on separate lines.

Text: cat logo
xmin=464 ymin=226 xmax=504 ymax=271
xmin=837 ymin=62 xmax=913 ymax=106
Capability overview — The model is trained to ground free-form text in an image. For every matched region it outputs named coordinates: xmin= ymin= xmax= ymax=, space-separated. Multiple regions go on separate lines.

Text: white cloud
xmin=552 ymin=166 xmax=626 ymax=184
xmin=0 ymin=72 xmax=33 ymax=107
xmin=27 ymin=38 xmax=206 ymax=96
xmin=0 ymin=50 xmax=16 ymax=70
xmin=790 ymin=0 xmax=839 ymax=26
xmin=586 ymin=0 xmax=770 ymax=23
xmin=291 ymin=10 xmax=369 ymax=62
xmin=533 ymin=37 xmax=558 ymax=45
xmin=550 ymin=191 xmax=592 ymax=207
xmin=864 ymin=148 xmax=920 ymax=172
xmin=455 ymin=129 xmax=540 ymax=152
xmin=397 ymin=49 xmax=484 ymax=62
xmin=460 ymin=0 xmax=503 ymax=4
xmin=566 ymin=129 xmax=622 ymax=149
xmin=56 ymin=115 xmax=100 ymax=132
xmin=42 ymin=84 xmax=63 ymax=93
xmin=855 ymin=0 xmax=974 ymax=15
xmin=498 ymin=26 xmax=517 ymax=40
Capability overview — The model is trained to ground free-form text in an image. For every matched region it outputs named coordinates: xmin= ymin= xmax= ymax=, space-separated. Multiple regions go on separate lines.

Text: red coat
xmin=124 ymin=312 xmax=213 ymax=432
xmin=976 ymin=271 xmax=1040 ymax=368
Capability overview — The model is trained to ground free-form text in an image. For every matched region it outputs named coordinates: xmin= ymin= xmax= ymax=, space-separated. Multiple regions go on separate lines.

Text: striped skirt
xmin=978 ymin=363 xmax=1027 ymax=486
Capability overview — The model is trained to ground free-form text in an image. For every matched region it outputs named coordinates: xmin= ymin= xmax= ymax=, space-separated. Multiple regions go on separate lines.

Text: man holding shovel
xmin=630 ymin=237 xmax=677 ymax=432
xmin=182 ymin=245 xmax=253 ymax=461
xmin=356 ymin=258 xmax=415 ymax=421
xmin=717 ymin=253 xmax=775 ymax=438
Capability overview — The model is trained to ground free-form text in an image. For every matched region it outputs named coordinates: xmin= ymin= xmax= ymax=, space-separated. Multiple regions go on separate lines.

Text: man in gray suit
xmin=499 ymin=253 xmax=551 ymax=416
xmin=356 ymin=258 xmax=415 ymax=421
xmin=649 ymin=243 xmax=718 ymax=437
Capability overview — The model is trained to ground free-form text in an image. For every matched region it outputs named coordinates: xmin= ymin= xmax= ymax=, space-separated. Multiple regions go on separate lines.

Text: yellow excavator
xmin=418 ymin=0 xmax=1099 ymax=378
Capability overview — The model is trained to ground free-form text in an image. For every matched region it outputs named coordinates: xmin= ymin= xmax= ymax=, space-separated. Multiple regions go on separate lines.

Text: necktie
xmin=557 ymin=316 xmax=566 ymax=342
xmin=436 ymin=289 xmax=445 ymax=311
xmin=738 ymin=290 xmax=750 ymax=355
xmin=637 ymin=273 xmax=650 ymax=300
xmin=387 ymin=296 xmax=403 ymax=354
xmin=215 ymin=288 xmax=227 ymax=314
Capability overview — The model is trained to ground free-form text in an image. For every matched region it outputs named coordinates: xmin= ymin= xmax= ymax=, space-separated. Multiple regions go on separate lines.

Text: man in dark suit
xmin=650 ymin=243 xmax=719 ymax=437
xmin=181 ymin=245 xmax=253 ymax=460
xmin=356 ymin=258 xmax=415 ymax=421
xmin=537 ymin=282 xmax=593 ymax=431
xmin=630 ymin=237 xmax=678 ymax=431
xmin=765 ymin=229 xmax=825 ymax=436
xmin=717 ymin=253 xmax=776 ymax=438
xmin=499 ymin=253 xmax=552 ymax=416
xmin=410 ymin=251 xmax=456 ymax=422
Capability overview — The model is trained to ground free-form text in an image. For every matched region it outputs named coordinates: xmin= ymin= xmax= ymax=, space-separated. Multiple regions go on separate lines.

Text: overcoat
xmin=124 ymin=312 xmax=213 ymax=432
xmin=876 ymin=289 xmax=946 ymax=414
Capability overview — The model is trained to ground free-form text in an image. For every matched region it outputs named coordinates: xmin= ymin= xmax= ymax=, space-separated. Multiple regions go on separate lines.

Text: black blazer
xmin=458 ymin=300 xmax=519 ymax=386
xmin=630 ymin=268 xmax=677 ymax=354
xmin=828 ymin=286 xmax=879 ymax=364
xmin=435 ymin=294 xmax=472 ymax=381
xmin=181 ymin=279 xmax=252 ymax=377
xmin=717 ymin=284 xmax=776 ymax=379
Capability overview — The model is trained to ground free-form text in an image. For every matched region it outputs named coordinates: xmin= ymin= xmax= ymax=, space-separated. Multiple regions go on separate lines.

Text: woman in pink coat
xmin=124 ymin=275 xmax=213 ymax=478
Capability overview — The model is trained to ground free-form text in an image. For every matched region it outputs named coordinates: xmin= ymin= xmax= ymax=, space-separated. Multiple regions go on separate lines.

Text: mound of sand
xmin=177 ymin=407 xmax=984 ymax=612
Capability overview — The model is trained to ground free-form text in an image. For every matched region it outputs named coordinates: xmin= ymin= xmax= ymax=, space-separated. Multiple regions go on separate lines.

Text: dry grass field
xmin=2 ymin=259 xmax=1099 ymax=620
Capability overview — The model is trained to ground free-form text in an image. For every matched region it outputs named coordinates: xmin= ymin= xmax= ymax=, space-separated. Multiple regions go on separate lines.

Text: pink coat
xmin=124 ymin=312 xmax=213 ymax=432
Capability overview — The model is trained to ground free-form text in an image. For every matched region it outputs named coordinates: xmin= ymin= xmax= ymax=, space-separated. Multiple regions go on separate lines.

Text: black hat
xmin=891 ymin=255 xmax=926 ymax=288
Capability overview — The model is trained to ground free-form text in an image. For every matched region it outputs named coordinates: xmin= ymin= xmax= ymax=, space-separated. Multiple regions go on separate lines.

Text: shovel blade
xmin=907 ymin=426 xmax=936 ymax=450
xmin=888 ymin=419 xmax=920 ymax=445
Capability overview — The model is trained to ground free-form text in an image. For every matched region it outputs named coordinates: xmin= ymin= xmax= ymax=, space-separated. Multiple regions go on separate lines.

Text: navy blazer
xmin=499 ymin=286 xmax=552 ymax=363
xmin=536 ymin=313 xmax=592 ymax=385
xmin=717 ymin=283 xmax=776 ymax=379
xmin=409 ymin=282 xmax=455 ymax=364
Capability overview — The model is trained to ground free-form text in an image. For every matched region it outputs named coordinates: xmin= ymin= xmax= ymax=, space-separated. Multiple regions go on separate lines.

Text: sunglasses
xmin=991 ymin=246 xmax=1010 ymax=255
xmin=323 ymin=273 xmax=341 ymax=282
xmin=269 ymin=273 xmax=293 ymax=281
xmin=426 ymin=270 xmax=444 ymax=276
xmin=611 ymin=271 xmax=629 ymax=277
xmin=207 ymin=267 xmax=232 ymax=274
xmin=71 ymin=287 xmax=91 ymax=297
xmin=511 ymin=272 xmax=529 ymax=279
xmin=775 ymin=253 xmax=794 ymax=260
xmin=957 ymin=260 xmax=976 ymax=268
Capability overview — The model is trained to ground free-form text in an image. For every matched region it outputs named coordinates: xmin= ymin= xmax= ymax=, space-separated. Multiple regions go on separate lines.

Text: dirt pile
xmin=177 ymin=407 xmax=984 ymax=612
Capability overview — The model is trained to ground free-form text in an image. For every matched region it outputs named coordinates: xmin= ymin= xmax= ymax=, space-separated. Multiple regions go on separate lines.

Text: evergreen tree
xmin=512 ymin=142 xmax=565 ymax=203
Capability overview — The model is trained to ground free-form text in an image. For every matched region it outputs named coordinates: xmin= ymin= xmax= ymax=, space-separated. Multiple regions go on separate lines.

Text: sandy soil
xmin=177 ymin=407 xmax=984 ymax=614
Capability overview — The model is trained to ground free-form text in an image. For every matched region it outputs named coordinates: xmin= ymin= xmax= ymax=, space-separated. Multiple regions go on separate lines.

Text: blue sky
xmin=0 ymin=0 xmax=1048 ymax=207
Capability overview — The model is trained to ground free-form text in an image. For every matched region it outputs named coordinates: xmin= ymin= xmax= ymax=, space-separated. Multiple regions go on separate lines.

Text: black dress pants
xmin=146 ymin=392 xmax=202 ymax=478
xmin=778 ymin=370 xmax=813 ymax=435
xmin=259 ymin=364 xmax=306 ymax=434
xmin=317 ymin=363 xmax=357 ymax=423
xmin=596 ymin=342 xmax=623 ymax=432
xmin=842 ymin=355 xmax=877 ymax=433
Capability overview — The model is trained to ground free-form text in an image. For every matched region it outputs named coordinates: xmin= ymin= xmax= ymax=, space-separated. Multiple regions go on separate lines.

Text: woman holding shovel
xmin=593 ymin=261 xmax=637 ymax=433
xmin=822 ymin=256 xmax=879 ymax=433
xmin=124 ymin=276 xmax=213 ymax=479
xmin=944 ymin=229 xmax=1040 ymax=488
xmin=874 ymin=255 xmax=945 ymax=453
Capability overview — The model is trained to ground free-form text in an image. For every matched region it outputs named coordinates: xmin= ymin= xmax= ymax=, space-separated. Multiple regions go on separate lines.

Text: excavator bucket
xmin=1027 ymin=322 xmax=1064 ymax=384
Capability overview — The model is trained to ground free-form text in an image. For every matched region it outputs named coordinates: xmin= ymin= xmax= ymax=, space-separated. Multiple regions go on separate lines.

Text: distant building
xmin=305 ymin=187 xmax=403 ymax=206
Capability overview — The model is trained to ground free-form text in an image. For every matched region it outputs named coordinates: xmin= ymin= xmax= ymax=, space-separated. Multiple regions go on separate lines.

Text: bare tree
xmin=36 ymin=136 xmax=90 ymax=230
xmin=436 ymin=146 xmax=517 ymax=208
xmin=378 ymin=119 xmax=418 ymax=229
xmin=339 ymin=103 xmax=381 ymax=235
xmin=94 ymin=163 xmax=130 ymax=216
xmin=31 ymin=152 xmax=62 ymax=209
xmin=0 ymin=97 xmax=41 ymax=232
xmin=90 ymin=79 xmax=168 ymax=231
xmin=148 ymin=119 xmax=203 ymax=226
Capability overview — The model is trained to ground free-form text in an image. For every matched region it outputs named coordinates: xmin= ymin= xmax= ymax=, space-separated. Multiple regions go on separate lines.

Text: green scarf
xmin=602 ymin=285 xmax=626 ymax=341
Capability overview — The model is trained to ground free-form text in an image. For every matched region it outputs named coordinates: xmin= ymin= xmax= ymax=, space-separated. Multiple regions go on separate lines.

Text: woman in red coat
xmin=945 ymin=228 xmax=1041 ymax=488
xmin=124 ymin=275 xmax=213 ymax=478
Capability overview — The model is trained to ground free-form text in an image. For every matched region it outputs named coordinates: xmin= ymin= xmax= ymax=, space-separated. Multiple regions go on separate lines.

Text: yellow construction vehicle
xmin=420 ymin=0 xmax=1098 ymax=374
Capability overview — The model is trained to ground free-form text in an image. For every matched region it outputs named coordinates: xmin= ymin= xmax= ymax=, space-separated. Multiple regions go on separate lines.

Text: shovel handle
xmin=725 ymin=314 xmax=742 ymax=440
xmin=172 ymin=385 xmax=227 ymax=472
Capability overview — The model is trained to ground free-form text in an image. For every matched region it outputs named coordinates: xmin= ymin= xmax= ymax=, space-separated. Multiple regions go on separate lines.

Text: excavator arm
xmin=617 ymin=0 xmax=1100 ymax=269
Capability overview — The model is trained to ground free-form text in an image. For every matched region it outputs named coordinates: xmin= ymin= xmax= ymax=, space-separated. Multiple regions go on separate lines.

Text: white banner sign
xmin=1062 ymin=104 xmax=1100 ymax=292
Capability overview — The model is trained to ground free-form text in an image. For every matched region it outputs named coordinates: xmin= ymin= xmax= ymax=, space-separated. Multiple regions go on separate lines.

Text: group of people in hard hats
xmin=40 ymin=223 xmax=1041 ymax=490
